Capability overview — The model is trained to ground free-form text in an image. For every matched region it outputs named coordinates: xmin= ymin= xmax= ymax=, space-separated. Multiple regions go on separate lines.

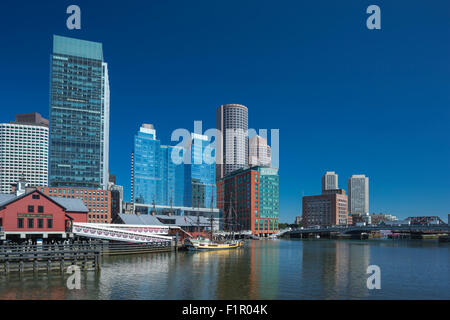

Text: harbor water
xmin=0 ymin=239 xmax=448 ymax=300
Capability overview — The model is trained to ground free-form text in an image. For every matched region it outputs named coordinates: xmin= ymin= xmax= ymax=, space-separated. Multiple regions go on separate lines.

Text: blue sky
xmin=0 ymin=1 xmax=449 ymax=222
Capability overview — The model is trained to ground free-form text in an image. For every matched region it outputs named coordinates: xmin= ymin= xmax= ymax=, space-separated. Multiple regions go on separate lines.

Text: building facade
xmin=0 ymin=113 xmax=49 ymax=193
xmin=302 ymin=189 xmax=348 ymax=227
xmin=132 ymin=124 xmax=184 ymax=207
xmin=249 ymin=135 xmax=271 ymax=167
xmin=322 ymin=171 xmax=338 ymax=193
xmin=216 ymin=104 xmax=248 ymax=180
xmin=217 ymin=166 xmax=279 ymax=236
xmin=49 ymin=35 xmax=110 ymax=189
xmin=39 ymin=186 xmax=111 ymax=224
xmin=184 ymin=133 xmax=216 ymax=209
xmin=0 ymin=189 xmax=88 ymax=242
xmin=348 ymin=174 xmax=369 ymax=216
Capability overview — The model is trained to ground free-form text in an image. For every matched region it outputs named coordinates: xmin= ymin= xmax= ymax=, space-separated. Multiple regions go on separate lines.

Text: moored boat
xmin=185 ymin=238 xmax=243 ymax=251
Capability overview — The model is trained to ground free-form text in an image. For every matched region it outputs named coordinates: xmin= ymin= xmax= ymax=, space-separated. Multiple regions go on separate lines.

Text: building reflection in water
xmin=300 ymin=240 xmax=370 ymax=299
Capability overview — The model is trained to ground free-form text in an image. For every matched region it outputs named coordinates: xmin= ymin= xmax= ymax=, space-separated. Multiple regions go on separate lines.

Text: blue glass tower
xmin=132 ymin=125 xmax=184 ymax=206
xmin=184 ymin=134 xmax=216 ymax=208
xmin=49 ymin=35 xmax=110 ymax=189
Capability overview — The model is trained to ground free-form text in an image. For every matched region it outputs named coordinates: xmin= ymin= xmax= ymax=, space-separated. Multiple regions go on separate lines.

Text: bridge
xmin=72 ymin=223 xmax=173 ymax=244
xmin=284 ymin=224 xmax=450 ymax=237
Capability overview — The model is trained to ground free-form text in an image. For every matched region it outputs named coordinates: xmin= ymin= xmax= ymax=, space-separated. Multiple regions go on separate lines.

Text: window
xmin=47 ymin=219 xmax=53 ymax=229
xmin=17 ymin=218 xmax=24 ymax=228
xmin=32 ymin=194 xmax=40 ymax=199
xmin=38 ymin=219 xmax=44 ymax=229
xmin=28 ymin=205 xmax=34 ymax=213
xmin=38 ymin=206 xmax=44 ymax=213
xmin=28 ymin=218 xmax=34 ymax=228
xmin=0 ymin=218 xmax=2 ymax=227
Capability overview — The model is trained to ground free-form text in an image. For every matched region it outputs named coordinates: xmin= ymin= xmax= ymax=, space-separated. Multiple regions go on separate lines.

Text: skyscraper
xmin=132 ymin=124 xmax=184 ymax=207
xmin=216 ymin=104 xmax=248 ymax=180
xmin=184 ymin=133 xmax=216 ymax=209
xmin=348 ymin=174 xmax=369 ymax=215
xmin=0 ymin=113 xmax=49 ymax=193
xmin=249 ymin=135 xmax=271 ymax=167
xmin=322 ymin=171 xmax=338 ymax=193
xmin=49 ymin=35 xmax=110 ymax=189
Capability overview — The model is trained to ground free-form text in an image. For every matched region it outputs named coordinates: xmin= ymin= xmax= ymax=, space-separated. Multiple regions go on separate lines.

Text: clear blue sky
xmin=0 ymin=1 xmax=449 ymax=222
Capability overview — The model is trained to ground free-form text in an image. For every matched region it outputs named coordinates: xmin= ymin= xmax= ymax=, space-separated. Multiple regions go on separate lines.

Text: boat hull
xmin=185 ymin=240 xmax=243 ymax=251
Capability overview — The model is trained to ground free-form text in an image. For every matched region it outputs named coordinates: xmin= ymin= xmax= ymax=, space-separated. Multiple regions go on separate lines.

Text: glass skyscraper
xmin=184 ymin=133 xmax=216 ymax=209
xmin=132 ymin=125 xmax=184 ymax=206
xmin=49 ymin=35 xmax=110 ymax=189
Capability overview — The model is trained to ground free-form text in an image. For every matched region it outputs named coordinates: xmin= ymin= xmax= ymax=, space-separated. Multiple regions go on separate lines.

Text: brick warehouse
xmin=0 ymin=187 xmax=88 ymax=242
xmin=217 ymin=166 xmax=279 ymax=236
xmin=38 ymin=186 xmax=111 ymax=224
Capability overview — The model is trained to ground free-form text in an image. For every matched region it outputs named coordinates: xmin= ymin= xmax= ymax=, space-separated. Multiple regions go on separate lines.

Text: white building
xmin=0 ymin=113 xmax=49 ymax=193
xmin=348 ymin=174 xmax=369 ymax=215
xmin=249 ymin=135 xmax=271 ymax=167
xmin=322 ymin=171 xmax=338 ymax=192
xmin=216 ymin=104 xmax=248 ymax=179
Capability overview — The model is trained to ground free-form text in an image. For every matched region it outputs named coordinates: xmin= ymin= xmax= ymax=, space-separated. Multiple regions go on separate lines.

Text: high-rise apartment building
xmin=322 ymin=171 xmax=338 ymax=193
xmin=184 ymin=133 xmax=216 ymax=208
xmin=302 ymin=189 xmax=348 ymax=227
xmin=348 ymin=174 xmax=369 ymax=216
xmin=217 ymin=166 xmax=279 ymax=236
xmin=216 ymin=104 xmax=248 ymax=180
xmin=249 ymin=135 xmax=271 ymax=167
xmin=132 ymin=124 xmax=184 ymax=207
xmin=0 ymin=113 xmax=49 ymax=193
xmin=49 ymin=35 xmax=110 ymax=189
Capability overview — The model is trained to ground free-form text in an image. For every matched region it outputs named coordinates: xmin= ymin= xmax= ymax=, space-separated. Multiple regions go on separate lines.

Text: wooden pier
xmin=0 ymin=240 xmax=173 ymax=274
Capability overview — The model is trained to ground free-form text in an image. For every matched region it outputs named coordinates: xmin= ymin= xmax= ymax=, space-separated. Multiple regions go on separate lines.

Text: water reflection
xmin=0 ymin=240 xmax=448 ymax=300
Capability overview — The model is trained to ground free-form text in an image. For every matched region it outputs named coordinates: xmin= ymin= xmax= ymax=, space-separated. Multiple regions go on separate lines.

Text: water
xmin=0 ymin=239 xmax=448 ymax=300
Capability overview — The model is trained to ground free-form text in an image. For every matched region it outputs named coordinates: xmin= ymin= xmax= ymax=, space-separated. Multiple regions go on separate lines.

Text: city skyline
xmin=0 ymin=1 xmax=449 ymax=222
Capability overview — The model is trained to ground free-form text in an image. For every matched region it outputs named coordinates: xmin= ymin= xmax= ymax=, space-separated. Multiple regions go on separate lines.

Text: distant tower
xmin=249 ymin=135 xmax=271 ymax=167
xmin=322 ymin=171 xmax=338 ymax=193
xmin=216 ymin=104 xmax=248 ymax=180
xmin=348 ymin=174 xmax=369 ymax=216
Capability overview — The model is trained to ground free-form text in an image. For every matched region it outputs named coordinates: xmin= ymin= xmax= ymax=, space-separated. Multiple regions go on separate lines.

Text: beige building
xmin=302 ymin=189 xmax=348 ymax=227
xmin=249 ymin=135 xmax=271 ymax=167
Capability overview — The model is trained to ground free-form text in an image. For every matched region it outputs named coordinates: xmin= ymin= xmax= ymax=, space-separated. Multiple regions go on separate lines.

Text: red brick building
xmin=38 ymin=186 xmax=111 ymax=224
xmin=302 ymin=189 xmax=348 ymax=227
xmin=217 ymin=166 xmax=279 ymax=236
xmin=0 ymin=189 xmax=88 ymax=242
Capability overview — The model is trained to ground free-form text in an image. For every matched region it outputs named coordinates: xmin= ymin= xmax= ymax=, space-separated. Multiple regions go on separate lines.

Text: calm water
xmin=0 ymin=239 xmax=449 ymax=300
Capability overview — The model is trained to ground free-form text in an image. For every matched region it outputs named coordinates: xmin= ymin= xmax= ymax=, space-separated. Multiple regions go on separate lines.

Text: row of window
xmin=17 ymin=218 xmax=53 ymax=229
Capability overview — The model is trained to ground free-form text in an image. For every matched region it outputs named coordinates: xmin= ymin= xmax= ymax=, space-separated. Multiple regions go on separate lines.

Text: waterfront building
xmin=294 ymin=216 xmax=302 ymax=225
xmin=302 ymin=189 xmax=348 ymax=227
xmin=348 ymin=174 xmax=369 ymax=216
xmin=49 ymin=35 xmax=110 ymax=189
xmin=184 ymin=133 xmax=216 ymax=209
xmin=38 ymin=186 xmax=111 ymax=224
xmin=321 ymin=171 xmax=338 ymax=193
xmin=0 ymin=184 xmax=88 ymax=242
xmin=370 ymin=213 xmax=398 ymax=225
xmin=132 ymin=124 xmax=184 ymax=207
xmin=0 ymin=113 xmax=49 ymax=193
xmin=216 ymin=104 xmax=248 ymax=180
xmin=217 ymin=166 xmax=279 ymax=236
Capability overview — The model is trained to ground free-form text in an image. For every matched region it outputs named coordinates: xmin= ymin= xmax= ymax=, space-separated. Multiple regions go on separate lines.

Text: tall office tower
xmin=49 ymin=35 xmax=110 ymax=189
xmin=132 ymin=124 xmax=184 ymax=207
xmin=348 ymin=174 xmax=369 ymax=216
xmin=0 ymin=113 xmax=49 ymax=193
xmin=322 ymin=171 xmax=338 ymax=193
xmin=249 ymin=135 xmax=271 ymax=167
xmin=184 ymin=133 xmax=216 ymax=208
xmin=216 ymin=104 xmax=248 ymax=180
